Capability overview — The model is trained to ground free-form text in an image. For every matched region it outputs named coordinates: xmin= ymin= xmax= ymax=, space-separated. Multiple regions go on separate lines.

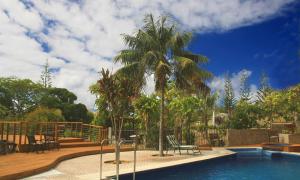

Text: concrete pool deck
xmin=24 ymin=149 xmax=235 ymax=180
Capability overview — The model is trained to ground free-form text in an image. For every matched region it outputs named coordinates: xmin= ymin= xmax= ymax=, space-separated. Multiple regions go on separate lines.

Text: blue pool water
xmin=120 ymin=149 xmax=300 ymax=180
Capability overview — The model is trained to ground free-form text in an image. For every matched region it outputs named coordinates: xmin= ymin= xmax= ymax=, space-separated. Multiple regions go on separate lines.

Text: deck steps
xmin=58 ymin=138 xmax=85 ymax=143
xmin=58 ymin=138 xmax=100 ymax=148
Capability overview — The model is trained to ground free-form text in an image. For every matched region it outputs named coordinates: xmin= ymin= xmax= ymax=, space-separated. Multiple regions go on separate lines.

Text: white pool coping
xmin=96 ymin=148 xmax=236 ymax=179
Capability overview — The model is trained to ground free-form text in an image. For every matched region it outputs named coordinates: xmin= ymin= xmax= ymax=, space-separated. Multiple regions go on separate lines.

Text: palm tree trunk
xmin=159 ymin=85 xmax=165 ymax=157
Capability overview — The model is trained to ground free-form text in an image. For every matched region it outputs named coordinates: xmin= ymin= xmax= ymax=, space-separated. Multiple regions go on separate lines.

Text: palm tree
xmin=115 ymin=14 xmax=212 ymax=156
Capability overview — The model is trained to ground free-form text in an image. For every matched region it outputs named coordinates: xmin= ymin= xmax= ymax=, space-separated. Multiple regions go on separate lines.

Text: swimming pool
xmin=120 ymin=148 xmax=300 ymax=180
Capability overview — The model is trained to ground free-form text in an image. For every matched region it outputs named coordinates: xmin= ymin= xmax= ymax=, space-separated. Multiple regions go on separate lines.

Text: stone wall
xmin=226 ymin=129 xmax=269 ymax=146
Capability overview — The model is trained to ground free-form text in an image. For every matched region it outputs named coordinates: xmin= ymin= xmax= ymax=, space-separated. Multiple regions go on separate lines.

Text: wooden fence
xmin=0 ymin=121 xmax=108 ymax=146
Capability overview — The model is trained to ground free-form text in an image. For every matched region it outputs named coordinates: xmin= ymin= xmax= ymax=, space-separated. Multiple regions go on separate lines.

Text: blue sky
xmin=190 ymin=2 xmax=300 ymax=90
xmin=0 ymin=0 xmax=299 ymax=109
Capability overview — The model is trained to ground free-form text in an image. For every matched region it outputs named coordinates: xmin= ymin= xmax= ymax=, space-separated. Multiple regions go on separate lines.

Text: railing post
xmin=13 ymin=123 xmax=16 ymax=143
xmin=80 ymin=123 xmax=83 ymax=138
xmin=19 ymin=122 xmax=22 ymax=145
xmin=75 ymin=122 xmax=78 ymax=137
xmin=89 ymin=125 xmax=91 ymax=141
xmin=46 ymin=122 xmax=48 ymax=136
xmin=39 ymin=123 xmax=42 ymax=141
xmin=24 ymin=122 xmax=28 ymax=144
xmin=6 ymin=123 xmax=9 ymax=141
xmin=1 ymin=122 xmax=3 ymax=140
xmin=133 ymin=135 xmax=138 ymax=180
xmin=55 ymin=123 xmax=58 ymax=141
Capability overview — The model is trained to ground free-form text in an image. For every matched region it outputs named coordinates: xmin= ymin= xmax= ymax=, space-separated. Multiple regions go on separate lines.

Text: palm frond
xmin=114 ymin=63 xmax=146 ymax=93
xmin=178 ymin=51 xmax=209 ymax=64
xmin=143 ymin=14 xmax=158 ymax=39
xmin=114 ymin=49 xmax=141 ymax=64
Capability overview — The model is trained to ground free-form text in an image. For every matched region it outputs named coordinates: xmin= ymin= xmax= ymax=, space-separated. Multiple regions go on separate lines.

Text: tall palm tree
xmin=115 ymin=14 xmax=212 ymax=156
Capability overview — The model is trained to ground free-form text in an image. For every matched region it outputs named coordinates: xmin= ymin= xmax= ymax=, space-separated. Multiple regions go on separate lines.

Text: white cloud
xmin=209 ymin=69 xmax=258 ymax=103
xmin=0 ymin=0 xmax=295 ymax=109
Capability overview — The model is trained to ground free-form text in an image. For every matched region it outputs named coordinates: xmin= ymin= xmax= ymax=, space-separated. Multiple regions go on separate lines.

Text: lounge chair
xmin=27 ymin=135 xmax=46 ymax=153
xmin=166 ymin=135 xmax=200 ymax=155
xmin=43 ymin=133 xmax=60 ymax=150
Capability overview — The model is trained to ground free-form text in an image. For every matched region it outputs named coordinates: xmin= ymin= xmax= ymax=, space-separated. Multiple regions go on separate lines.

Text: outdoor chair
xmin=0 ymin=140 xmax=7 ymax=155
xmin=43 ymin=133 xmax=60 ymax=150
xmin=27 ymin=135 xmax=46 ymax=153
xmin=209 ymin=133 xmax=223 ymax=147
xmin=0 ymin=140 xmax=16 ymax=155
xmin=166 ymin=135 xmax=200 ymax=155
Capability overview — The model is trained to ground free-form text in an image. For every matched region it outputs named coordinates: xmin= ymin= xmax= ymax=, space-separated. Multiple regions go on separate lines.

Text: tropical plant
xmin=168 ymin=95 xmax=203 ymax=144
xmin=229 ymin=101 xmax=259 ymax=129
xmin=133 ymin=94 xmax=160 ymax=148
xmin=97 ymin=68 xmax=140 ymax=163
xmin=115 ymin=14 xmax=211 ymax=156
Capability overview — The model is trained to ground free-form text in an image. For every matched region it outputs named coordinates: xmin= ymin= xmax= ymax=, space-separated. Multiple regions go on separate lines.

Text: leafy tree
xmin=229 ymin=101 xmax=259 ymax=129
xmin=0 ymin=86 xmax=12 ymax=108
xmin=39 ymin=88 xmax=77 ymax=109
xmin=133 ymin=94 xmax=160 ymax=148
xmin=239 ymin=71 xmax=251 ymax=102
xmin=115 ymin=14 xmax=211 ymax=156
xmin=0 ymin=86 xmax=13 ymax=116
xmin=0 ymin=77 xmax=43 ymax=118
xmin=0 ymin=105 xmax=9 ymax=119
xmin=62 ymin=103 xmax=92 ymax=124
xmin=40 ymin=59 xmax=52 ymax=88
xmin=47 ymin=88 xmax=77 ymax=104
xmin=169 ymin=95 xmax=203 ymax=144
xmin=25 ymin=106 xmax=64 ymax=122
xmin=38 ymin=87 xmax=93 ymax=123
xmin=223 ymin=73 xmax=235 ymax=117
xmin=262 ymin=85 xmax=300 ymax=125
xmin=286 ymin=85 xmax=300 ymax=122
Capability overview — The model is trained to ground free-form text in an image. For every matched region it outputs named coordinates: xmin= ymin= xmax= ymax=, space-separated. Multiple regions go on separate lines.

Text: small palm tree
xmin=115 ymin=14 xmax=212 ymax=156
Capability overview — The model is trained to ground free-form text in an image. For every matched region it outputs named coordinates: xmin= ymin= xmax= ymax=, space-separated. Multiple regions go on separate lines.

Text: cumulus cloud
xmin=0 ymin=0 xmax=295 ymax=109
xmin=209 ymin=69 xmax=258 ymax=103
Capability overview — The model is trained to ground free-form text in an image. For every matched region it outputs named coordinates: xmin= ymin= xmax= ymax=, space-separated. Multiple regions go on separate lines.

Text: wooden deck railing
xmin=0 ymin=121 xmax=108 ymax=146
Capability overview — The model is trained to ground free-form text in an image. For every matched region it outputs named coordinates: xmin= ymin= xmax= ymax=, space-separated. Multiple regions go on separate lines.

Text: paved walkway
xmin=25 ymin=149 xmax=234 ymax=180
xmin=0 ymin=145 xmax=132 ymax=180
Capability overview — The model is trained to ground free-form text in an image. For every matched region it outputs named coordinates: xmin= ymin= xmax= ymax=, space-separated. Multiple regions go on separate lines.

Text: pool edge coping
xmin=101 ymin=149 xmax=236 ymax=179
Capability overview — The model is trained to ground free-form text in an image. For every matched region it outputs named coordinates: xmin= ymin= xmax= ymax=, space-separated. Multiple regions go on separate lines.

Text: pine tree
xmin=240 ymin=71 xmax=251 ymax=102
xmin=256 ymin=72 xmax=271 ymax=103
xmin=40 ymin=59 xmax=52 ymax=88
xmin=223 ymin=73 xmax=235 ymax=117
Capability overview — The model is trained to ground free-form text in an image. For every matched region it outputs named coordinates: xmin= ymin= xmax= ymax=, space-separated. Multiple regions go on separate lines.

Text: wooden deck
xmin=0 ymin=145 xmax=133 ymax=180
